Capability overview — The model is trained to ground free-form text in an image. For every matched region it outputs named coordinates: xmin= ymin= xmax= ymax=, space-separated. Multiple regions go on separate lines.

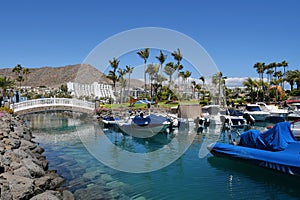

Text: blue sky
xmin=1 ymin=0 xmax=299 ymax=81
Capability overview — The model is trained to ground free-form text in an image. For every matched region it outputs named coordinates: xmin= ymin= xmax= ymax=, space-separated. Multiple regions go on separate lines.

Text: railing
xmin=13 ymin=98 xmax=95 ymax=113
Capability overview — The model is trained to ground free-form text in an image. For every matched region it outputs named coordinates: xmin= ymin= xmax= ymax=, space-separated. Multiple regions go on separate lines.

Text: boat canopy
xmin=240 ymin=122 xmax=296 ymax=151
xmin=132 ymin=114 xmax=168 ymax=126
xmin=245 ymin=105 xmax=262 ymax=112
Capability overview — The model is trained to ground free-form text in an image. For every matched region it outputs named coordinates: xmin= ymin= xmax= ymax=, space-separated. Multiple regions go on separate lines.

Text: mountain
xmin=0 ymin=64 xmax=110 ymax=88
xmin=0 ymin=64 xmax=145 ymax=89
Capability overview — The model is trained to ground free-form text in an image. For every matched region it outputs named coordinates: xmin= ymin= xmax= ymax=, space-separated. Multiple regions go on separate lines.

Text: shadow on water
xmin=103 ymin=128 xmax=174 ymax=153
xmin=207 ymin=156 xmax=300 ymax=198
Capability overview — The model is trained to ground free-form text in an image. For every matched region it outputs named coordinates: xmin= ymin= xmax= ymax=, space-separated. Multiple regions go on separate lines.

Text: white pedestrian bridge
xmin=12 ymin=98 xmax=95 ymax=115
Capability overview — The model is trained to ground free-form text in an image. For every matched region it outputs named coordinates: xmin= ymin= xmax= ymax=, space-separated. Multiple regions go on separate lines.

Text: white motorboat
xmin=118 ymin=114 xmax=170 ymax=138
xmin=220 ymin=108 xmax=247 ymax=129
xmin=291 ymin=120 xmax=300 ymax=139
xmin=257 ymin=102 xmax=289 ymax=122
xmin=288 ymin=103 xmax=300 ymax=120
xmin=201 ymin=105 xmax=223 ymax=126
xmin=243 ymin=104 xmax=270 ymax=121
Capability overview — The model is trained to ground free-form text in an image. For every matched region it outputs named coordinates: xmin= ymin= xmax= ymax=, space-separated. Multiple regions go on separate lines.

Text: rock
xmin=10 ymin=160 xmax=22 ymax=170
xmin=2 ymin=173 xmax=35 ymax=200
xmin=100 ymin=174 xmax=113 ymax=183
xmin=82 ymin=170 xmax=99 ymax=180
xmin=74 ymin=185 xmax=104 ymax=200
xmin=106 ymin=180 xmax=127 ymax=192
xmin=35 ymin=175 xmax=52 ymax=190
xmin=63 ymin=190 xmax=75 ymax=200
xmin=20 ymin=139 xmax=37 ymax=150
xmin=30 ymin=190 xmax=62 ymax=200
xmin=0 ymin=178 xmax=13 ymax=200
xmin=0 ymin=113 xmax=72 ymax=200
xmin=32 ymin=146 xmax=44 ymax=154
xmin=13 ymin=166 xmax=32 ymax=178
xmin=0 ymin=145 xmax=5 ymax=154
xmin=107 ymin=189 xmax=121 ymax=199
xmin=22 ymin=158 xmax=45 ymax=178
xmin=2 ymin=138 xmax=10 ymax=145
xmin=0 ymin=151 xmax=13 ymax=166
xmin=4 ymin=145 xmax=12 ymax=150
xmin=13 ymin=148 xmax=32 ymax=159
xmin=40 ymin=158 xmax=49 ymax=170
xmin=50 ymin=176 xmax=65 ymax=190
xmin=9 ymin=138 xmax=21 ymax=149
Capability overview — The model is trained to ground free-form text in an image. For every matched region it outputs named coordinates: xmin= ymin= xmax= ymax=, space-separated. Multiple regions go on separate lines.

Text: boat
xmin=201 ymin=105 xmax=223 ymax=126
xmin=257 ymin=102 xmax=289 ymax=123
xmin=287 ymin=103 xmax=300 ymax=120
xmin=220 ymin=108 xmax=247 ymax=129
xmin=100 ymin=116 xmax=123 ymax=128
xmin=118 ymin=113 xmax=170 ymax=138
xmin=207 ymin=122 xmax=300 ymax=176
xmin=291 ymin=119 xmax=300 ymax=140
xmin=243 ymin=104 xmax=270 ymax=121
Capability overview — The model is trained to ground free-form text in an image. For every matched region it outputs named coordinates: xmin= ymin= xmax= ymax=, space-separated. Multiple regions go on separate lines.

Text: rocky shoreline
xmin=0 ymin=111 xmax=74 ymax=200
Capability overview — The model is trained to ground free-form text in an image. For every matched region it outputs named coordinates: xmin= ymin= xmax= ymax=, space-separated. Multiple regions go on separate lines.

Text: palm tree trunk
xmin=283 ymin=67 xmax=286 ymax=90
xmin=144 ymin=63 xmax=147 ymax=95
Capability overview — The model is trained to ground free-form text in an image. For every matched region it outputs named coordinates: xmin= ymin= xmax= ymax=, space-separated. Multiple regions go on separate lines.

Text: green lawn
xmin=103 ymin=99 xmax=200 ymax=109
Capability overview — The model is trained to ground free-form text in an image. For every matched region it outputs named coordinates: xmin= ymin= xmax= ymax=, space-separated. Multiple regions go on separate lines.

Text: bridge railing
xmin=13 ymin=98 xmax=95 ymax=113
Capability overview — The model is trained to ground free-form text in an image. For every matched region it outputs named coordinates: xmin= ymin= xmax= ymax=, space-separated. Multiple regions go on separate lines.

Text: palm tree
xmin=22 ymin=68 xmax=30 ymax=97
xmin=137 ymin=48 xmax=150 ymax=93
xmin=285 ymin=70 xmax=298 ymax=91
xmin=182 ymin=70 xmax=192 ymax=95
xmin=295 ymin=72 xmax=300 ymax=90
xmin=253 ymin=62 xmax=266 ymax=95
xmin=266 ymin=69 xmax=274 ymax=85
xmin=199 ymin=76 xmax=205 ymax=89
xmin=107 ymin=58 xmax=120 ymax=91
xmin=195 ymin=84 xmax=202 ymax=99
xmin=191 ymin=80 xmax=196 ymax=99
xmin=156 ymin=50 xmax=167 ymax=83
xmin=125 ymin=65 xmax=134 ymax=92
xmin=0 ymin=76 xmax=14 ymax=105
xmin=253 ymin=62 xmax=265 ymax=81
xmin=273 ymin=71 xmax=283 ymax=101
xmin=22 ymin=68 xmax=30 ymax=86
xmin=171 ymin=48 xmax=183 ymax=91
xmin=164 ymin=62 xmax=176 ymax=87
xmin=146 ymin=63 xmax=159 ymax=98
xmin=12 ymin=64 xmax=23 ymax=88
xmin=281 ymin=60 xmax=288 ymax=90
xmin=243 ymin=77 xmax=255 ymax=103
xmin=118 ymin=68 xmax=127 ymax=104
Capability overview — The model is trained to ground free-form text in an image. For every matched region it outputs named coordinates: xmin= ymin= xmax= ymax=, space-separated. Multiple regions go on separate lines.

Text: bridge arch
xmin=12 ymin=98 xmax=95 ymax=115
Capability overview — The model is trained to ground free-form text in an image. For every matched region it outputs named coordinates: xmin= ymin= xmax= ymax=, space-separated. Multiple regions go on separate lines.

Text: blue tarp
xmin=240 ymin=122 xmax=296 ymax=151
xmin=132 ymin=114 xmax=168 ymax=126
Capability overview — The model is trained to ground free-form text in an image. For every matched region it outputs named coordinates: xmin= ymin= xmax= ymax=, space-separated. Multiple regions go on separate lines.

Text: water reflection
xmin=25 ymin=113 xmax=300 ymax=200
xmin=207 ymin=156 xmax=300 ymax=199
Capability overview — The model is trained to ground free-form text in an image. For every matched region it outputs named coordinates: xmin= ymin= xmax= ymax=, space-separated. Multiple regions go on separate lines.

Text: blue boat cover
xmin=132 ymin=114 xmax=168 ymax=126
xmin=240 ymin=122 xmax=296 ymax=151
xmin=227 ymin=108 xmax=244 ymax=116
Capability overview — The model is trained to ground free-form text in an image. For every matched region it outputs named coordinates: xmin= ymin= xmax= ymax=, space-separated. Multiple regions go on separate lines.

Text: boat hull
xmin=118 ymin=123 xmax=168 ymax=138
xmin=208 ymin=142 xmax=300 ymax=176
xmin=244 ymin=112 xmax=269 ymax=121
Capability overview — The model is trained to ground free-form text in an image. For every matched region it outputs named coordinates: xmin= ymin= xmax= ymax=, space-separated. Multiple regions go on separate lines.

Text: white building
xmin=67 ymin=82 xmax=115 ymax=100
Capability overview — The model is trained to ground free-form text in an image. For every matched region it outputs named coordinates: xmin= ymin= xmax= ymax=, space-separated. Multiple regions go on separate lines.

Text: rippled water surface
xmin=26 ymin=113 xmax=300 ymax=200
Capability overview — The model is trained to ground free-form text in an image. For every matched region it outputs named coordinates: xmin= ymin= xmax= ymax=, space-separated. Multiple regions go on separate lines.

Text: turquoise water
xmin=26 ymin=113 xmax=300 ymax=200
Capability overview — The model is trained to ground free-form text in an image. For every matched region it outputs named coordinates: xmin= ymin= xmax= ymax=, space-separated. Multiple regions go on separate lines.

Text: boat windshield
xmin=246 ymin=105 xmax=261 ymax=112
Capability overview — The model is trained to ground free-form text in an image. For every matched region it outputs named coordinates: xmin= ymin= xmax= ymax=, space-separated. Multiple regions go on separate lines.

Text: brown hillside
xmin=0 ymin=64 xmax=110 ymax=88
